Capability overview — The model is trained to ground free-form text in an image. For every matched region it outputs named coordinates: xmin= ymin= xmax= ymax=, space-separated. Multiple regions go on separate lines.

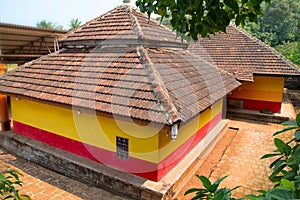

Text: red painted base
xmin=157 ymin=112 xmax=222 ymax=180
xmin=13 ymin=112 xmax=222 ymax=181
xmin=227 ymin=98 xmax=281 ymax=113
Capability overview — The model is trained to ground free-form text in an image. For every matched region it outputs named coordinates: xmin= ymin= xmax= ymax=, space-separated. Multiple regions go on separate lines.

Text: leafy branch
xmin=136 ymin=0 xmax=271 ymax=40
xmin=0 ymin=169 xmax=30 ymax=200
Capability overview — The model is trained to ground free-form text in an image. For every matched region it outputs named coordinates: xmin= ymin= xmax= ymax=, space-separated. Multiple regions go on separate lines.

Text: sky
xmin=0 ymin=0 xmax=135 ymax=29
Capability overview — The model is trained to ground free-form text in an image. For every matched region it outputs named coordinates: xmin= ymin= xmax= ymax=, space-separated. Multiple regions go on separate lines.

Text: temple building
xmin=0 ymin=3 xmax=240 ymax=181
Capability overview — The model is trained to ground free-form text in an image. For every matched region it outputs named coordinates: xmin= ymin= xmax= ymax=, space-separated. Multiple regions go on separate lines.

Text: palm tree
xmin=68 ymin=18 xmax=81 ymax=30
xmin=36 ymin=20 xmax=64 ymax=30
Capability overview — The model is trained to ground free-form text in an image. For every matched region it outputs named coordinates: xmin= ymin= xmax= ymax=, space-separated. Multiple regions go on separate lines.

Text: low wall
xmin=285 ymin=77 xmax=300 ymax=90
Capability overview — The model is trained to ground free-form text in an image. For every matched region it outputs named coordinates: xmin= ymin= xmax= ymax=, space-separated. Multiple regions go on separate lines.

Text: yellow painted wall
xmin=228 ymin=76 xmax=284 ymax=102
xmin=11 ymin=97 xmax=160 ymax=163
xmin=11 ymin=97 xmax=223 ymax=164
xmin=158 ymin=99 xmax=223 ymax=162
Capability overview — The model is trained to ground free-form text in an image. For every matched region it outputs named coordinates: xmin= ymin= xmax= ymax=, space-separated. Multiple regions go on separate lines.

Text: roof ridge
xmin=136 ymin=46 xmax=181 ymax=125
xmin=233 ymin=25 xmax=300 ymax=73
xmin=126 ymin=6 xmax=145 ymax=41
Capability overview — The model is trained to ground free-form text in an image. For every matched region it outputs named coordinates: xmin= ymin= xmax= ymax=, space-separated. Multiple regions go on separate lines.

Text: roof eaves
xmin=136 ymin=46 xmax=181 ymax=125
xmin=0 ymin=22 xmax=67 ymax=34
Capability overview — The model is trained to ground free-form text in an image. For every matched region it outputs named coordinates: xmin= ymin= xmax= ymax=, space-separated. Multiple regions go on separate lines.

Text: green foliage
xmin=184 ymin=175 xmax=241 ymax=200
xmin=245 ymin=0 xmax=300 ymax=47
xmin=244 ymin=0 xmax=300 ymax=67
xmin=275 ymin=42 xmax=300 ymax=67
xmin=0 ymin=170 xmax=30 ymax=200
xmin=36 ymin=20 xmax=64 ymax=30
xmin=136 ymin=0 xmax=271 ymax=40
xmin=68 ymin=18 xmax=82 ymax=30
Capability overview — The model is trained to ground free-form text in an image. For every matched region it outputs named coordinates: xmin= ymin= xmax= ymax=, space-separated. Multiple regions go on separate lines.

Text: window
xmin=116 ymin=136 xmax=129 ymax=160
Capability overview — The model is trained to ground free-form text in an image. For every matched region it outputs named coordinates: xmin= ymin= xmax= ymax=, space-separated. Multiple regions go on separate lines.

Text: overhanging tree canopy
xmin=136 ymin=0 xmax=271 ymax=40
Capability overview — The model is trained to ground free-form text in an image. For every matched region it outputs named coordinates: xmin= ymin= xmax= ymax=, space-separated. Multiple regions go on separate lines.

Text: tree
xmin=275 ymin=42 xmax=300 ymax=67
xmin=135 ymin=0 xmax=271 ymax=40
xmin=36 ymin=20 xmax=64 ymax=30
xmin=245 ymin=0 xmax=300 ymax=46
xmin=68 ymin=18 xmax=82 ymax=30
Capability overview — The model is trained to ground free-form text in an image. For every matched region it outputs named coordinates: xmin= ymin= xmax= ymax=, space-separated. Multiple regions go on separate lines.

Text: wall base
xmin=0 ymin=120 xmax=227 ymax=199
xmin=226 ymin=108 xmax=289 ymax=124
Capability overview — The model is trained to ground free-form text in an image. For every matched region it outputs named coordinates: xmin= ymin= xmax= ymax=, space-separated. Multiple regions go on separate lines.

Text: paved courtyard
xmin=175 ymin=119 xmax=293 ymax=199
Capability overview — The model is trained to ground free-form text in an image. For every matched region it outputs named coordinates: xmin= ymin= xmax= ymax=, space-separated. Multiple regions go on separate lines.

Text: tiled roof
xmin=61 ymin=4 xmax=185 ymax=48
xmin=0 ymin=46 xmax=239 ymax=124
xmin=188 ymin=25 xmax=300 ymax=81
xmin=0 ymin=4 xmax=240 ymax=125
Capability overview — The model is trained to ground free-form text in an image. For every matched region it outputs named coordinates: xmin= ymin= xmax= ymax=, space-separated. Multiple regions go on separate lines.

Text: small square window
xmin=116 ymin=136 xmax=129 ymax=160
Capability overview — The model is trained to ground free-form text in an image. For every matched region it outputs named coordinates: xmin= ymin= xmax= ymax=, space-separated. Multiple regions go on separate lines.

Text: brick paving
xmin=175 ymin=120 xmax=294 ymax=199
xmin=0 ymin=148 xmax=128 ymax=200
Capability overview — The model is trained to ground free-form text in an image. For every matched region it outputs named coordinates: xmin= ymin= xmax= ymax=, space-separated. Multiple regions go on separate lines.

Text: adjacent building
xmin=189 ymin=26 xmax=300 ymax=113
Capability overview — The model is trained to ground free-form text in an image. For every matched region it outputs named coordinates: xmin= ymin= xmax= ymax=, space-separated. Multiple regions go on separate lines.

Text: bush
xmin=184 ymin=175 xmax=241 ymax=200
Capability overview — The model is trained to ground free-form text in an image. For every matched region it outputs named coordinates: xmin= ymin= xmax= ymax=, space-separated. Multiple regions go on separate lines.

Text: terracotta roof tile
xmin=61 ymin=4 xmax=185 ymax=48
xmin=189 ymin=25 xmax=300 ymax=81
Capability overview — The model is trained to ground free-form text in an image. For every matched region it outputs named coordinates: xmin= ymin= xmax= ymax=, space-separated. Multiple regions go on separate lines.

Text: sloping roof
xmin=188 ymin=25 xmax=300 ymax=81
xmin=0 ymin=22 xmax=67 ymax=64
xmin=0 ymin=4 xmax=240 ymax=125
xmin=60 ymin=4 xmax=185 ymax=48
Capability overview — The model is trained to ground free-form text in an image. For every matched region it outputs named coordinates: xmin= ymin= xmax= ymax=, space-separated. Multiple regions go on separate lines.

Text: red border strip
xmin=227 ymin=98 xmax=281 ymax=113
xmin=13 ymin=112 xmax=222 ymax=181
xmin=13 ymin=121 xmax=158 ymax=180
xmin=157 ymin=112 xmax=222 ymax=180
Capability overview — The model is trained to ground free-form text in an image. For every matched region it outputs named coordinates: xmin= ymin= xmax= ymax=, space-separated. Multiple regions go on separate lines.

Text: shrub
xmin=0 ymin=169 xmax=30 ymax=200
xmin=184 ymin=175 xmax=242 ymax=200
